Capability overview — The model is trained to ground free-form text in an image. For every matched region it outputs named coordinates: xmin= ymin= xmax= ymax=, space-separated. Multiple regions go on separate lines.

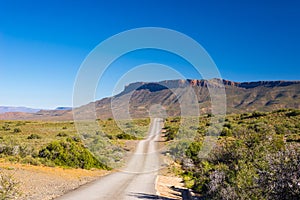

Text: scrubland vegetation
xmin=163 ymin=109 xmax=300 ymax=199
xmin=1 ymin=109 xmax=299 ymax=199
xmin=0 ymin=118 xmax=149 ymax=199
xmin=0 ymin=118 xmax=149 ymax=170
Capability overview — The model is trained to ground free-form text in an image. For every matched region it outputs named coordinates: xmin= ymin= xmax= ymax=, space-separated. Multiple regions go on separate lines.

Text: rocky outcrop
xmin=121 ymin=79 xmax=300 ymax=92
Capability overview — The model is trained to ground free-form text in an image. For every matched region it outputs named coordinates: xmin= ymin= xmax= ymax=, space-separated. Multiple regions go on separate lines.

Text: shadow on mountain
xmin=136 ymin=83 xmax=169 ymax=92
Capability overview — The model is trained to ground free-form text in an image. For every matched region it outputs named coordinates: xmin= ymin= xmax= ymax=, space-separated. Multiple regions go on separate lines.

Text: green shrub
xmin=72 ymin=136 xmax=81 ymax=142
xmin=0 ymin=146 xmax=14 ymax=156
xmin=2 ymin=124 xmax=10 ymax=131
xmin=27 ymin=134 xmax=41 ymax=139
xmin=220 ymin=127 xmax=232 ymax=136
xmin=15 ymin=122 xmax=25 ymax=126
xmin=13 ymin=128 xmax=21 ymax=133
xmin=38 ymin=138 xmax=109 ymax=170
xmin=105 ymin=134 xmax=113 ymax=139
xmin=116 ymin=132 xmax=137 ymax=140
xmin=286 ymin=109 xmax=300 ymax=117
xmin=56 ymin=132 xmax=68 ymax=137
xmin=164 ymin=126 xmax=179 ymax=141
xmin=185 ymin=142 xmax=203 ymax=162
xmin=21 ymin=156 xmax=41 ymax=166
xmin=251 ymin=111 xmax=267 ymax=118
xmin=170 ymin=117 xmax=181 ymax=122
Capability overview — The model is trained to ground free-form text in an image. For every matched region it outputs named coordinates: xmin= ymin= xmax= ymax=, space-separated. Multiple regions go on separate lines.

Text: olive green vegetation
xmin=164 ymin=109 xmax=300 ymax=200
xmin=38 ymin=137 xmax=109 ymax=170
xmin=0 ymin=118 xmax=149 ymax=170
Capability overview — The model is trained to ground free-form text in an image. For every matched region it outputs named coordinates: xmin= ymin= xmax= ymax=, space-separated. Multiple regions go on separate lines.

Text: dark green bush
xmin=2 ymin=124 xmax=10 ymax=131
xmin=72 ymin=136 xmax=81 ymax=142
xmin=185 ymin=142 xmax=203 ymax=162
xmin=38 ymin=138 xmax=109 ymax=170
xmin=251 ymin=111 xmax=267 ymax=118
xmin=56 ymin=132 xmax=68 ymax=137
xmin=13 ymin=128 xmax=21 ymax=133
xmin=164 ymin=126 xmax=179 ymax=141
xmin=116 ymin=132 xmax=137 ymax=140
xmin=220 ymin=127 xmax=232 ymax=136
xmin=27 ymin=134 xmax=41 ymax=139
xmin=0 ymin=146 xmax=14 ymax=156
xmin=286 ymin=109 xmax=300 ymax=117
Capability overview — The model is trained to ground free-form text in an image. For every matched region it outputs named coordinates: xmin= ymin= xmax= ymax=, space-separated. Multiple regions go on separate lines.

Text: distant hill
xmin=55 ymin=107 xmax=72 ymax=111
xmin=0 ymin=106 xmax=40 ymax=114
xmin=0 ymin=79 xmax=299 ymax=120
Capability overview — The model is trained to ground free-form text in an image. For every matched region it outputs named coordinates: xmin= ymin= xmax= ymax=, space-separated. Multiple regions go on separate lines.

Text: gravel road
xmin=56 ymin=118 xmax=163 ymax=200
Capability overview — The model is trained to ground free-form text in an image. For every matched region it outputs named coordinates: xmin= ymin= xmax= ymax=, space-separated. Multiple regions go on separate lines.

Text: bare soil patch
xmin=0 ymin=162 xmax=109 ymax=200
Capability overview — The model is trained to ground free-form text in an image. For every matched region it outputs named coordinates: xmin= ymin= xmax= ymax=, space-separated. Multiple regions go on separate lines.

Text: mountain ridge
xmin=0 ymin=79 xmax=299 ymax=120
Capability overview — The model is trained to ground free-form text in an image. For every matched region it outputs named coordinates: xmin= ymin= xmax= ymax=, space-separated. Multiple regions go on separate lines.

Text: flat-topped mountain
xmin=91 ymin=79 xmax=300 ymax=119
xmin=0 ymin=79 xmax=299 ymax=120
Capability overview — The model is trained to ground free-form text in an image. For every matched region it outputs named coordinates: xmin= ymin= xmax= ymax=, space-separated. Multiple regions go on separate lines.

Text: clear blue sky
xmin=0 ymin=0 xmax=299 ymax=109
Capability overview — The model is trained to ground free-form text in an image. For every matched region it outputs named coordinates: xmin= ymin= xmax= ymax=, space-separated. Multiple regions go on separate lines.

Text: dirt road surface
xmin=56 ymin=118 xmax=163 ymax=200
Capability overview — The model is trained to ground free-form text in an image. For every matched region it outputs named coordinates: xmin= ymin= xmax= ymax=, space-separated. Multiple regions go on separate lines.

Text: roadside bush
xmin=38 ymin=138 xmax=109 ymax=170
xmin=169 ymin=109 xmax=300 ymax=199
xmin=21 ymin=156 xmax=41 ymax=166
xmin=116 ymin=132 xmax=137 ymax=140
xmin=164 ymin=126 xmax=179 ymax=141
xmin=185 ymin=142 xmax=203 ymax=162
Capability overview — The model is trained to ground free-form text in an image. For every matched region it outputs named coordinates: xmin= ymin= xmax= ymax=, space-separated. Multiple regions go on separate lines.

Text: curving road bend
xmin=56 ymin=118 xmax=163 ymax=200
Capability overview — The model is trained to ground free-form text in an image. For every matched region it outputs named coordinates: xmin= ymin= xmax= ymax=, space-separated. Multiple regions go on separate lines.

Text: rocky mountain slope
xmin=90 ymin=79 xmax=300 ymax=119
xmin=1 ymin=79 xmax=299 ymax=120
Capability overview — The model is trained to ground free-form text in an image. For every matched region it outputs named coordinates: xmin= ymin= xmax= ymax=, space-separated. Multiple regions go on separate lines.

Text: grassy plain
xmin=0 ymin=118 xmax=150 ymax=169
